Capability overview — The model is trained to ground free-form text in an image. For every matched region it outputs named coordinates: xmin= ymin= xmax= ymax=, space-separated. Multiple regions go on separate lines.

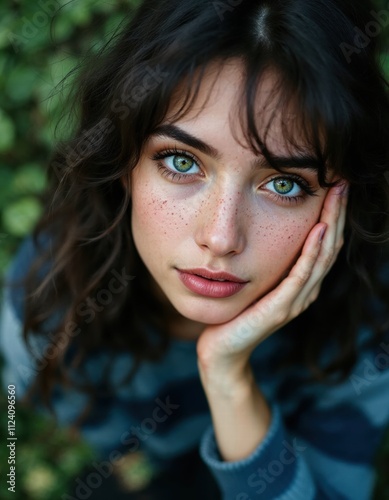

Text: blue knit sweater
xmin=1 ymin=234 xmax=389 ymax=499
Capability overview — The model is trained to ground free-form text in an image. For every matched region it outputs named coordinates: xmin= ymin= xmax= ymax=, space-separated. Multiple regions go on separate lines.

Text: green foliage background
xmin=0 ymin=0 xmax=388 ymax=498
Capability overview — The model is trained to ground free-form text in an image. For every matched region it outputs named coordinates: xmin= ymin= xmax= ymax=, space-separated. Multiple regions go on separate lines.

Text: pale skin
xmin=126 ymin=60 xmax=349 ymax=462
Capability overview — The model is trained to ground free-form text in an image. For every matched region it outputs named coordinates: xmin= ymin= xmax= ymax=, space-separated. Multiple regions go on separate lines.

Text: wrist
xmin=198 ymin=358 xmax=255 ymax=400
xmin=200 ymin=368 xmax=272 ymax=462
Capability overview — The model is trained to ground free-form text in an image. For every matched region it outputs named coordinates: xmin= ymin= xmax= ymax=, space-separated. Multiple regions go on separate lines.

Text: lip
xmin=178 ymin=268 xmax=248 ymax=283
xmin=176 ymin=268 xmax=249 ymax=298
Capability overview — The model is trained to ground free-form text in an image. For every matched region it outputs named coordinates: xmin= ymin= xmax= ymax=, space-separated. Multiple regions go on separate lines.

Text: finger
xmin=315 ymin=182 xmax=348 ymax=272
xmin=224 ymin=222 xmax=327 ymax=354
xmin=335 ymin=183 xmax=349 ymax=245
xmin=256 ymin=222 xmax=328 ymax=323
xmin=318 ymin=183 xmax=344 ymax=259
xmin=293 ymin=182 xmax=349 ymax=307
xmin=223 ymin=185 xmax=348 ymax=355
xmin=232 ymin=222 xmax=325 ymax=330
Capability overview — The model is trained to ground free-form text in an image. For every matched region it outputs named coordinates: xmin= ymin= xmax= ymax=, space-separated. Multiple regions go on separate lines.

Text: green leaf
xmin=0 ymin=166 xmax=14 ymax=206
xmin=63 ymin=0 xmax=93 ymax=27
xmin=2 ymin=197 xmax=42 ymax=236
xmin=0 ymin=13 xmax=18 ymax=50
xmin=12 ymin=163 xmax=47 ymax=194
xmin=23 ymin=465 xmax=58 ymax=499
xmin=51 ymin=14 xmax=75 ymax=43
xmin=0 ymin=109 xmax=15 ymax=152
xmin=5 ymin=66 xmax=39 ymax=104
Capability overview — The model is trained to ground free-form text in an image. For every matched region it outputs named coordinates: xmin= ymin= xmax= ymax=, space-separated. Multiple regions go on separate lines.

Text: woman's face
xmin=129 ymin=61 xmax=335 ymax=327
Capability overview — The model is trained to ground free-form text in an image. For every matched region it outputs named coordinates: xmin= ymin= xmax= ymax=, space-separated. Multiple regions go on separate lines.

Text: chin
xmin=173 ymin=298 xmax=245 ymax=325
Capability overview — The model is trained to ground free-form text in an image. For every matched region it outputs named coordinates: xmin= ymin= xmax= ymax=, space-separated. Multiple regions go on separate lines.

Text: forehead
xmin=163 ymin=59 xmax=314 ymax=158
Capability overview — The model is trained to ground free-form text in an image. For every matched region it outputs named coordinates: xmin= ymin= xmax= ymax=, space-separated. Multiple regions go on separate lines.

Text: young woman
xmin=1 ymin=0 xmax=389 ymax=498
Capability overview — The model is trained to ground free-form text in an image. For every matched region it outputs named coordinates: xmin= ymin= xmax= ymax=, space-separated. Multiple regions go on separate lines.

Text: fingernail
xmin=336 ymin=182 xmax=349 ymax=196
xmin=319 ymin=226 xmax=327 ymax=243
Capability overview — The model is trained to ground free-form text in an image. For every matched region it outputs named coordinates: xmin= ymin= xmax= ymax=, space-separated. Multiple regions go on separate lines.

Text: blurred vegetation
xmin=0 ymin=0 xmax=141 ymax=274
xmin=0 ymin=1 xmax=152 ymax=498
xmin=0 ymin=0 xmax=389 ymax=498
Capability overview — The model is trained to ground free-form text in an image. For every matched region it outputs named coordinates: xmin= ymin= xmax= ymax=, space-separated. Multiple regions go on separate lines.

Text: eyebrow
xmin=153 ymin=124 xmax=221 ymax=159
xmin=152 ymin=124 xmax=321 ymax=172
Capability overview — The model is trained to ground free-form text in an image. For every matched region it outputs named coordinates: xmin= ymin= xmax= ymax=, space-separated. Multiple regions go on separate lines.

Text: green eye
xmin=173 ymin=156 xmax=194 ymax=172
xmin=273 ymin=178 xmax=294 ymax=195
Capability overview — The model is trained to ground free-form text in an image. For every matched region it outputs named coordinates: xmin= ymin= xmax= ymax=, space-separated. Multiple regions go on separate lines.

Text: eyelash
xmin=152 ymin=147 xmax=201 ymax=181
xmin=268 ymin=173 xmax=318 ymax=204
xmin=151 ymin=148 xmax=318 ymax=204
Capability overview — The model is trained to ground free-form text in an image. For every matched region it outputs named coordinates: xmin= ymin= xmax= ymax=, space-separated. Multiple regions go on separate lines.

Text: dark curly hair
xmin=8 ymin=0 xmax=389 ymax=420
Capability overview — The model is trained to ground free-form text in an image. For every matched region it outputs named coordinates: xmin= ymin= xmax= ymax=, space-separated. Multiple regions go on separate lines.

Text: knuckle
xmin=274 ymin=309 xmax=289 ymax=326
xmin=319 ymin=254 xmax=333 ymax=268
xmin=294 ymin=271 xmax=310 ymax=288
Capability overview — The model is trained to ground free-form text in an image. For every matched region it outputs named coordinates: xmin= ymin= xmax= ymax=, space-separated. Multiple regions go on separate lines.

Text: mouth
xmin=176 ymin=268 xmax=249 ymax=298
xmin=177 ymin=268 xmax=248 ymax=283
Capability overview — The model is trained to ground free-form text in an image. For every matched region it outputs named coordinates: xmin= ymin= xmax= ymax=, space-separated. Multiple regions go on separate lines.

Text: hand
xmin=196 ymin=181 xmax=349 ymax=389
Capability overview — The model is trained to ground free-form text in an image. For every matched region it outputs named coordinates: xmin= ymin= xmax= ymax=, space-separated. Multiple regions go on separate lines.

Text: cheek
xmin=253 ymin=210 xmax=320 ymax=281
xmin=261 ymin=215 xmax=315 ymax=248
xmin=131 ymin=177 xmax=186 ymax=248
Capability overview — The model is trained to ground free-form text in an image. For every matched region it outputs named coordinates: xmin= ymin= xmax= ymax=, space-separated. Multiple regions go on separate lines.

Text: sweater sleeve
xmin=199 ymin=338 xmax=389 ymax=499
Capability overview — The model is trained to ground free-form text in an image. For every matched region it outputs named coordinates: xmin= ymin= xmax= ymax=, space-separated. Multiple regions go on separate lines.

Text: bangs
xmin=149 ymin=56 xmax=342 ymax=190
xmin=107 ymin=0 xmax=380 ymax=192
xmin=240 ymin=60 xmax=339 ymax=189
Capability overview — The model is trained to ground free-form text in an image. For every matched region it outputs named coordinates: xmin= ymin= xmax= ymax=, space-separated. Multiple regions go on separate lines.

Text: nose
xmin=194 ymin=184 xmax=247 ymax=257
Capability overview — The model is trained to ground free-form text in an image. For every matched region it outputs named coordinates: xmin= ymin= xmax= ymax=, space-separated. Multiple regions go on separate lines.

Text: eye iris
xmin=274 ymin=179 xmax=294 ymax=195
xmin=173 ymin=156 xmax=193 ymax=172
